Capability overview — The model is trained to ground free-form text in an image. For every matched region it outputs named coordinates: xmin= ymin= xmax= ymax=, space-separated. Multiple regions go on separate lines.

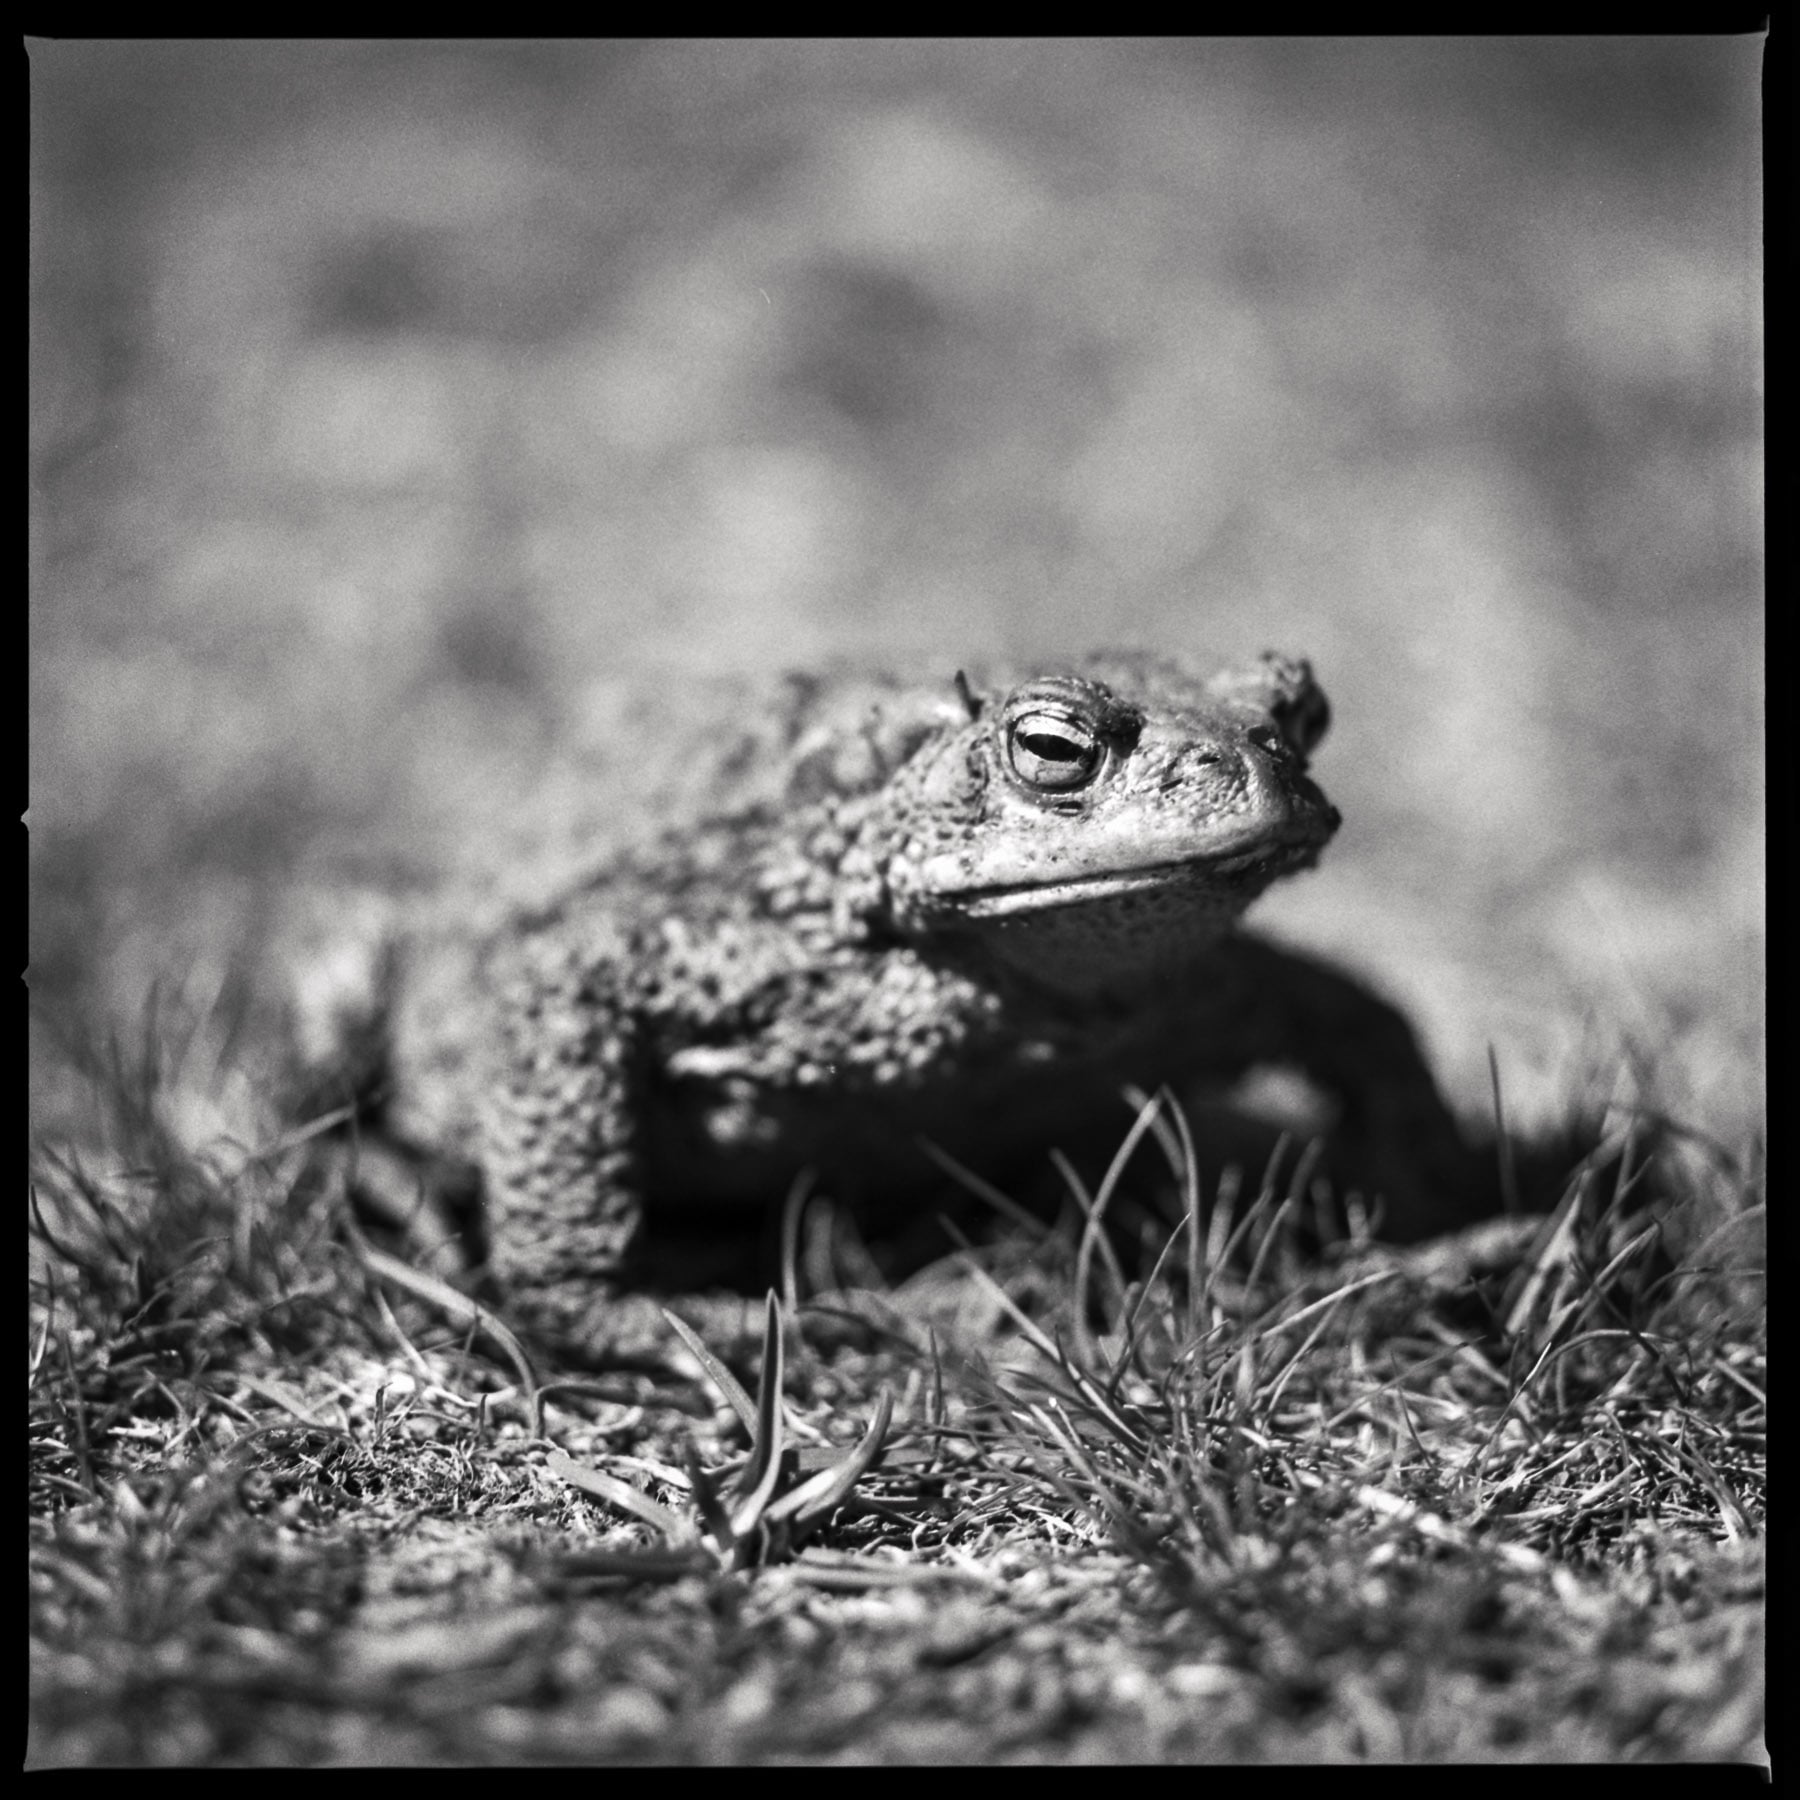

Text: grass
xmin=28 ymin=1016 xmax=1766 ymax=1766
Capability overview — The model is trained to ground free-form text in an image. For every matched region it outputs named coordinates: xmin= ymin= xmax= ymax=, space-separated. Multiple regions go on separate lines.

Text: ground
xmin=28 ymin=1096 xmax=1768 ymax=1764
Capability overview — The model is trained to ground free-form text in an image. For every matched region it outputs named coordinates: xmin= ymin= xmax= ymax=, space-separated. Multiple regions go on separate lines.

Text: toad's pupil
xmin=1020 ymin=728 xmax=1094 ymax=761
xmin=1013 ymin=724 xmax=1101 ymax=789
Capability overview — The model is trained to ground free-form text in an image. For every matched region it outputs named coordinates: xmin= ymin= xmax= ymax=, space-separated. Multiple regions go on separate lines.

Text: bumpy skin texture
xmin=300 ymin=653 xmax=1485 ymax=1354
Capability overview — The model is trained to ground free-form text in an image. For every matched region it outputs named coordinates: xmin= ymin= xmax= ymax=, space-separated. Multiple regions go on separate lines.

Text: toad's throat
xmin=943 ymin=839 xmax=1323 ymax=920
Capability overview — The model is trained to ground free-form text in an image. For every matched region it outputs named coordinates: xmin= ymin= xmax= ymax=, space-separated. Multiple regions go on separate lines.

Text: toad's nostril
xmin=1177 ymin=739 xmax=1234 ymax=771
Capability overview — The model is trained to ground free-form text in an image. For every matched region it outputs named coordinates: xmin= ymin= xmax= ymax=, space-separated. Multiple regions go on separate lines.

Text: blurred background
xmin=29 ymin=38 xmax=1764 ymax=1153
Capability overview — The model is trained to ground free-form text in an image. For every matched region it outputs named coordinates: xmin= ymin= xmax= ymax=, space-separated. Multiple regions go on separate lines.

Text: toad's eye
xmin=1006 ymin=712 xmax=1104 ymax=792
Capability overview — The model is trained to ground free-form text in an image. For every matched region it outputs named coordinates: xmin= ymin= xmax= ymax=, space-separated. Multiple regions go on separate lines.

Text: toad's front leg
xmin=473 ymin=934 xmax=722 ymax=1364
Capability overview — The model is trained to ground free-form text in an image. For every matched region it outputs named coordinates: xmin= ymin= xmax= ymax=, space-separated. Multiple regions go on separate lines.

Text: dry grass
xmin=28 ymin=1027 xmax=1765 ymax=1766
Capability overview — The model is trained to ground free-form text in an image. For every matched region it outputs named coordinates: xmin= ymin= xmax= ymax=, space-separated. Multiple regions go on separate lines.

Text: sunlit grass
xmin=28 ymin=1007 xmax=1765 ymax=1764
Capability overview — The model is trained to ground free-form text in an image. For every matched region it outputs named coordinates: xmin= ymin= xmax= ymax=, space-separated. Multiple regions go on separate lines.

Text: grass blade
xmin=763 ymin=1388 xmax=894 ymax=1538
xmin=663 ymin=1305 xmax=758 ymax=1435
xmin=545 ymin=1449 xmax=696 ymax=1544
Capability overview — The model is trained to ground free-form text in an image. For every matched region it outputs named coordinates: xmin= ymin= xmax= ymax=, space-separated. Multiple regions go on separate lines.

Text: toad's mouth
xmin=945 ymin=837 xmax=1325 ymax=921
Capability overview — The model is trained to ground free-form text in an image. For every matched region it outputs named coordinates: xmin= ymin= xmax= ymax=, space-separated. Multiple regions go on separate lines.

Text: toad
xmin=288 ymin=652 xmax=1487 ymax=1357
